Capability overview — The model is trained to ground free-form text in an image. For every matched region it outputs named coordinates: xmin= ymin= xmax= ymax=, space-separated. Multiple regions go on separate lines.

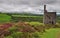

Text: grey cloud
xmin=0 ymin=0 xmax=60 ymax=14
xmin=0 ymin=0 xmax=56 ymax=6
xmin=0 ymin=0 xmax=60 ymax=5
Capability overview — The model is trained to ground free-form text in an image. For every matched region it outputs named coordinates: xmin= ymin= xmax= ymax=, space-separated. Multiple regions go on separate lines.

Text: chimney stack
xmin=44 ymin=5 xmax=47 ymax=13
xmin=44 ymin=5 xmax=46 ymax=11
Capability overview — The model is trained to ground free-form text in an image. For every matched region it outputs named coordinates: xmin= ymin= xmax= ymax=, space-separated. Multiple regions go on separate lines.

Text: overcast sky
xmin=0 ymin=0 xmax=60 ymax=14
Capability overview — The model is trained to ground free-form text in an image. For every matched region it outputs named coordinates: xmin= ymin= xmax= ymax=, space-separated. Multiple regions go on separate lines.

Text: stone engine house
xmin=43 ymin=5 xmax=56 ymax=24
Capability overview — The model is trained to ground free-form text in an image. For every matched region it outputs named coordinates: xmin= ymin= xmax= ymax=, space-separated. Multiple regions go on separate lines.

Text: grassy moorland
xmin=0 ymin=13 xmax=60 ymax=38
xmin=41 ymin=28 xmax=60 ymax=38
xmin=0 ymin=14 xmax=11 ymax=23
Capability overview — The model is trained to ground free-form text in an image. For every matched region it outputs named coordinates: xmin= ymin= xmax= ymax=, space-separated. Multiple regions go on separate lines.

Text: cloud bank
xmin=0 ymin=0 xmax=60 ymax=14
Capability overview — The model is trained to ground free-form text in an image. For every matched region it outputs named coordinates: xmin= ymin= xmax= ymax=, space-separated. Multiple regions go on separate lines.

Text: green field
xmin=0 ymin=13 xmax=60 ymax=38
xmin=0 ymin=13 xmax=60 ymax=23
xmin=0 ymin=14 xmax=11 ymax=23
xmin=41 ymin=28 xmax=60 ymax=38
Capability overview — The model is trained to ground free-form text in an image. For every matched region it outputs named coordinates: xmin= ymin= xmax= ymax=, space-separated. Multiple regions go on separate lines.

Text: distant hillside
xmin=0 ymin=12 xmax=43 ymax=16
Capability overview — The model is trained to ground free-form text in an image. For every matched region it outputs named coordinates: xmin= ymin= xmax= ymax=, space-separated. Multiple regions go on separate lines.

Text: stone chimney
xmin=44 ymin=5 xmax=47 ymax=13
xmin=44 ymin=5 xmax=46 ymax=11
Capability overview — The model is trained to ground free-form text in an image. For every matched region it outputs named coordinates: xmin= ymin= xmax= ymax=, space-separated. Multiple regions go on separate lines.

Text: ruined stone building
xmin=43 ymin=5 xmax=56 ymax=24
